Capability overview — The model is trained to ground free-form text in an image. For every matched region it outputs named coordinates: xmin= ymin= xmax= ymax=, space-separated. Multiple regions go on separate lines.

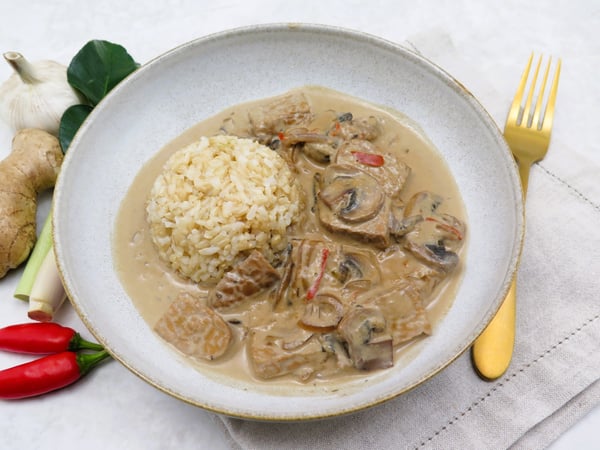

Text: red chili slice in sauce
xmin=306 ymin=248 xmax=330 ymax=300
xmin=352 ymin=151 xmax=385 ymax=167
xmin=425 ymin=217 xmax=464 ymax=240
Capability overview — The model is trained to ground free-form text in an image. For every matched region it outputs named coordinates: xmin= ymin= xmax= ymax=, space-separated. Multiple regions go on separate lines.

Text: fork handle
xmin=472 ymin=158 xmax=531 ymax=380
xmin=472 ymin=280 xmax=516 ymax=379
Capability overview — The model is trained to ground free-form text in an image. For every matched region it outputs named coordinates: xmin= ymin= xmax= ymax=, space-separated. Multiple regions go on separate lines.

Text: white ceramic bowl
xmin=53 ymin=24 xmax=523 ymax=421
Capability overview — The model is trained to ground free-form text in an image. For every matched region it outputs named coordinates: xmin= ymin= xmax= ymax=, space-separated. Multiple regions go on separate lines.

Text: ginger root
xmin=0 ymin=128 xmax=63 ymax=278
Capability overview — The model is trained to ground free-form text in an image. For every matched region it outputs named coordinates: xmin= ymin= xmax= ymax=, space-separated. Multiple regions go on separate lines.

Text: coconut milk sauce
xmin=113 ymin=86 xmax=467 ymax=387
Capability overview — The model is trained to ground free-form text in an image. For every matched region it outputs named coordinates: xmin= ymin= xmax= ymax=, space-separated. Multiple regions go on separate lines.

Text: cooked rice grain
xmin=146 ymin=135 xmax=303 ymax=283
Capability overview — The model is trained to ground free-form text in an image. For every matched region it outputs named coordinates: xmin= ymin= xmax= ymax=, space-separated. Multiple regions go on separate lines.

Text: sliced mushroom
xmin=333 ymin=245 xmax=381 ymax=287
xmin=401 ymin=191 xmax=466 ymax=272
xmin=337 ymin=254 xmax=364 ymax=283
xmin=319 ymin=333 xmax=354 ymax=369
xmin=317 ymin=194 xmax=392 ymax=248
xmin=339 ymin=306 xmax=384 ymax=344
xmin=318 ymin=174 xmax=353 ymax=209
xmin=404 ymin=241 xmax=459 ymax=272
xmin=337 ymin=112 xmax=353 ymax=122
xmin=316 ymin=165 xmax=391 ymax=247
xmin=430 ymin=213 xmax=466 ymax=244
xmin=404 ymin=191 xmax=443 ymax=217
xmin=310 ymin=172 xmax=321 ymax=214
xmin=271 ymin=244 xmax=294 ymax=309
xmin=349 ymin=337 xmax=393 ymax=371
xmin=389 ymin=212 xmax=423 ymax=238
xmin=337 ymin=306 xmax=393 ymax=370
xmin=280 ymin=328 xmax=315 ymax=351
xmin=276 ymin=127 xmax=339 ymax=164
xmin=299 ymin=294 xmax=345 ymax=332
xmin=154 ymin=293 xmax=232 ymax=361
xmin=318 ymin=164 xmax=385 ymax=223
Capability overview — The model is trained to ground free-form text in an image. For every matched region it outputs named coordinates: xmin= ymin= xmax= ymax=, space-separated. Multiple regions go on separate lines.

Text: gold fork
xmin=472 ymin=53 xmax=562 ymax=380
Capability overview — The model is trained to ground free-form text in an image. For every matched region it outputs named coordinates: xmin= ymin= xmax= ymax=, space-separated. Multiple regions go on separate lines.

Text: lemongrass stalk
xmin=27 ymin=247 xmax=66 ymax=322
xmin=14 ymin=212 xmax=54 ymax=301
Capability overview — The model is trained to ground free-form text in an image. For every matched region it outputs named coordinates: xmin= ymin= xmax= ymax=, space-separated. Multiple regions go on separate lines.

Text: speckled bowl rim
xmin=53 ymin=23 xmax=524 ymax=421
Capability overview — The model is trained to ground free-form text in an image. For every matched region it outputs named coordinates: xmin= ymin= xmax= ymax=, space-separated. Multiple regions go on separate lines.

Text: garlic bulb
xmin=0 ymin=52 xmax=83 ymax=136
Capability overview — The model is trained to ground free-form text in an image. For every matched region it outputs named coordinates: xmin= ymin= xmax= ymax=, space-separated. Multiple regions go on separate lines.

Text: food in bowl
xmin=113 ymin=86 xmax=467 ymax=384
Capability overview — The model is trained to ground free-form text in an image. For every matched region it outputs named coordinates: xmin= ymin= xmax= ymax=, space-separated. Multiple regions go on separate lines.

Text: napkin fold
xmin=217 ymin=30 xmax=600 ymax=450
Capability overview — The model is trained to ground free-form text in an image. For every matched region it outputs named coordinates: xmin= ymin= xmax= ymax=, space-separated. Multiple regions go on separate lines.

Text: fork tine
xmin=522 ymin=54 xmax=542 ymax=126
xmin=541 ymin=58 xmax=562 ymax=133
xmin=531 ymin=56 xmax=552 ymax=129
xmin=506 ymin=53 xmax=534 ymax=127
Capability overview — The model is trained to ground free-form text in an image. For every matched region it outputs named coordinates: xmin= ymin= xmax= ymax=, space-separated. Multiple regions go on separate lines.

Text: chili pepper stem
xmin=77 ymin=350 xmax=111 ymax=376
xmin=70 ymin=333 xmax=104 ymax=352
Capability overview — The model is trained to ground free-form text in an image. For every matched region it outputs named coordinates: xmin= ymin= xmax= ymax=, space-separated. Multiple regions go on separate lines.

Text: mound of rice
xmin=146 ymin=135 xmax=303 ymax=283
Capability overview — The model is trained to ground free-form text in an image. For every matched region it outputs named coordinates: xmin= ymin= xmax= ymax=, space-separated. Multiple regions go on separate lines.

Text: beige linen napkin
xmin=216 ymin=31 xmax=600 ymax=450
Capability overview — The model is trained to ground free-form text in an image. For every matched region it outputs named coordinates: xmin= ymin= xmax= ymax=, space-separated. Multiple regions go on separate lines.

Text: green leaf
xmin=59 ymin=104 xmax=93 ymax=153
xmin=67 ymin=40 xmax=139 ymax=106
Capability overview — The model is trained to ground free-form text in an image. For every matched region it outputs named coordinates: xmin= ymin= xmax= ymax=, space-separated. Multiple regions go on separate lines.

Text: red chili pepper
xmin=278 ymin=132 xmax=285 ymax=141
xmin=329 ymin=121 xmax=342 ymax=137
xmin=0 ymin=350 xmax=110 ymax=399
xmin=0 ymin=323 xmax=104 ymax=354
xmin=306 ymin=248 xmax=330 ymax=300
xmin=425 ymin=217 xmax=464 ymax=241
xmin=351 ymin=151 xmax=385 ymax=167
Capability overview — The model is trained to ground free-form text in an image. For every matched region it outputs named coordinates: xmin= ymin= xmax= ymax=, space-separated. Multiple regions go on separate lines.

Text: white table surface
xmin=0 ymin=1 xmax=598 ymax=449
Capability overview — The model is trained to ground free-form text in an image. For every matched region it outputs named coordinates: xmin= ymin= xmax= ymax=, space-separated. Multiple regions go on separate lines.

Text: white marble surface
xmin=0 ymin=1 xmax=598 ymax=448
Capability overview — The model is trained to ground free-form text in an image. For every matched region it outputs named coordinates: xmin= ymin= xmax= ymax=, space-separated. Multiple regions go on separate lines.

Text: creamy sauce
xmin=113 ymin=86 xmax=467 ymax=388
